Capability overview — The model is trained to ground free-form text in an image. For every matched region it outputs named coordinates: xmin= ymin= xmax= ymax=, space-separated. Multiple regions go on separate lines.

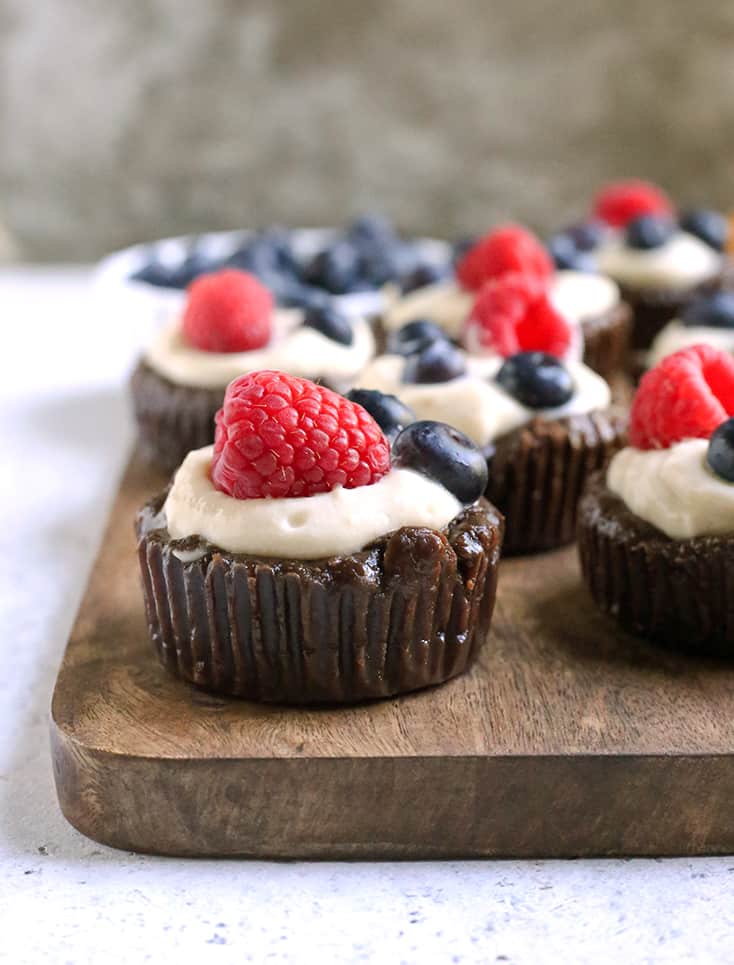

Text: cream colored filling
xmin=647 ymin=321 xmax=734 ymax=368
xmin=595 ymin=231 xmax=721 ymax=291
xmin=163 ymin=446 xmax=462 ymax=559
xmin=355 ymin=353 xmax=610 ymax=447
xmin=144 ymin=311 xmax=375 ymax=390
xmin=607 ymin=440 xmax=734 ymax=539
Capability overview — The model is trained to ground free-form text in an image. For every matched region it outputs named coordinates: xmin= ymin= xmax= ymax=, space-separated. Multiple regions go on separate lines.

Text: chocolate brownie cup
xmin=136 ymin=370 xmax=503 ymax=703
xmin=132 ymin=269 xmax=375 ymax=473
xmin=382 ymin=225 xmax=631 ymax=379
xmin=578 ymin=343 xmax=734 ymax=655
xmin=355 ymin=339 xmax=626 ymax=554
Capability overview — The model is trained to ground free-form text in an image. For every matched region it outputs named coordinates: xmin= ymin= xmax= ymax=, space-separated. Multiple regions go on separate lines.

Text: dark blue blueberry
xmin=304 ymin=242 xmax=362 ymax=294
xmin=278 ymin=282 xmax=331 ymax=311
xmin=346 ymin=389 xmax=415 ymax=442
xmin=626 ymin=215 xmax=675 ymax=250
xmin=259 ymin=227 xmax=301 ymax=277
xmin=302 ymin=304 xmax=354 ymax=346
xmin=131 ymin=260 xmax=179 ymax=288
xmin=680 ymin=209 xmax=729 ymax=252
xmin=707 ymin=418 xmax=734 ymax=483
xmin=681 ymin=291 xmax=734 ymax=330
xmin=391 ymin=421 xmax=488 ymax=504
xmin=386 ymin=319 xmax=449 ymax=357
xmin=496 ymin=352 xmax=574 ymax=409
xmin=401 ymin=260 xmax=451 ymax=293
xmin=166 ymin=248 xmax=223 ymax=288
xmin=402 ymin=340 xmax=467 ymax=384
xmin=546 ymin=234 xmax=597 ymax=273
xmin=565 ymin=220 xmax=605 ymax=252
xmin=346 ymin=214 xmax=396 ymax=246
xmin=359 ymin=242 xmax=418 ymax=287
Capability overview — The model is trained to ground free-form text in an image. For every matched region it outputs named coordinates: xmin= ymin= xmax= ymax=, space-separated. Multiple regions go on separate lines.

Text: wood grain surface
xmin=50 ymin=450 xmax=734 ymax=858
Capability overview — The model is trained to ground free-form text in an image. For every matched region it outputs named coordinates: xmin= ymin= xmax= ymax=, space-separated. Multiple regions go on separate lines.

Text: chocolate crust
xmin=131 ymin=360 xmax=223 ymax=475
xmin=578 ymin=472 xmax=734 ymax=656
xmin=581 ymin=301 xmax=632 ymax=379
xmin=136 ymin=495 xmax=504 ymax=704
xmin=485 ymin=408 xmax=627 ymax=555
xmin=619 ymin=272 xmax=724 ymax=352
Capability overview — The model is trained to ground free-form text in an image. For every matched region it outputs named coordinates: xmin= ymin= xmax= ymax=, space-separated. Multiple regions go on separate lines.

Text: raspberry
xmin=182 ymin=269 xmax=273 ymax=353
xmin=593 ymin=180 xmax=673 ymax=228
xmin=455 ymin=224 xmax=553 ymax=292
xmin=211 ymin=370 xmax=391 ymax=499
xmin=629 ymin=344 xmax=734 ymax=450
xmin=464 ymin=274 xmax=572 ymax=359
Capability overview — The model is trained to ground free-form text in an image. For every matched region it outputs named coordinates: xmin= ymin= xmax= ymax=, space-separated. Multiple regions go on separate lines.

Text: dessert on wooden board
xmin=136 ymin=370 xmax=503 ymax=703
xmin=383 ymin=223 xmax=632 ymax=379
xmin=131 ymin=269 xmax=375 ymax=472
xmin=579 ymin=344 xmax=734 ymax=654
xmin=357 ymin=272 xmax=627 ymax=553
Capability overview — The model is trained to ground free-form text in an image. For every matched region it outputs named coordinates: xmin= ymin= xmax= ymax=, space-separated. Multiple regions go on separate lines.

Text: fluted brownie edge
xmin=135 ymin=494 xmax=504 ymax=704
xmin=581 ymin=301 xmax=632 ymax=379
xmin=578 ymin=472 xmax=734 ymax=657
xmin=485 ymin=408 xmax=627 ymax=555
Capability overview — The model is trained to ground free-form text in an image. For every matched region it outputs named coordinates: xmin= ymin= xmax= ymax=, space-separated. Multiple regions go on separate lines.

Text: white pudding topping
xmin=355 ymin=353 xmax=610 ymax=447
xmin=163 ymin=446 xmax=462 ymax=559
xmin=595 ymin=230 xmax=721 ymax=291
xmin=549 ymin=270 xmax=620 ymax=323
xmin=607 ymin=440 xmax=734 ymax=539
xmin=383 ymin=280 xmax=472 ymax=339
xmin=144 ymin=311 xmax=375 ymax=390
xmin=647 ymin=321 xmax=734 ymax=368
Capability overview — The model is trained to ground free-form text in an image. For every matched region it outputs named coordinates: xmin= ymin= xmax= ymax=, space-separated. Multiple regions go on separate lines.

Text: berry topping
xmin=403 ymin=340 xmax=467 ymax=384
xmin=181 ymin=269 xmax=273 ymax=353
xmin=680 ymin=209 xmax=729 ymax=251
xmin=682 ymin=291 xmax=734 ymax=330
xmin=465 ymin=273 xmax=572 ymax=359
xmin=302 ymin=303 xmax=354 ymax=346
xmin=387 ymin=319 xmax=449 ymax=357
xmin=304 ymin=241 xmax=362 ymax=295
xmin=496 ymin=352 xmax=574 ymax=409
xmin=547 ymin=233 xmax=597 ymax=272
xmin=629 ymin=345 xmax=734 ymax=450
xmin=707 ymin=418 xmax=734 ymax=483
xmin=401 ymin=260 xmax=450 ymax=294
xmin=565 ymin=220 xmax=606 ymax=252
xmin=625 ymin=214 xmax=675 ymax=250
xmin=455 ymin=224 xmax=553 ymax=292
xmin=392 ymin=421 xmax=488 ymax=505
xmin=593 ymin=179 xmax=674 ymax=228
xmin=346 ymin=389 xmax=415 ymax=442
xmin=211 ymin=370 xmax=390 ymax=499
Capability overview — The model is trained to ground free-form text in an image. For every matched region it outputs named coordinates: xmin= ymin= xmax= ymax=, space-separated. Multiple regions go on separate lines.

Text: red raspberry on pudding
xmin=629 ymin=343 xmax=734 ymax=450
xmin=211 ymin=370 xmax=391 ymax=499
xmin=455 ymin=224 xmax=553 ymax=292
xmin=182 ymin=269 xmax=273 ymax=352
xmin=593 ymin=179 xmax=674 ymax=228
xmin=465 ymin=273 xmax=572 ymax=359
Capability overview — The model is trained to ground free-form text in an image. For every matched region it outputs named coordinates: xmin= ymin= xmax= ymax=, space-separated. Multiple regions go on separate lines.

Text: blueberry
xmin=547 ymin=234 xmax=597 ymax=272
xmin=304 ymin=242 xmax=362 ymax=294
xmin=707 ymin=418 xmax=734 ymax=483
xmin=166 ymin=248 xmax=222 ymax=288
xmin=278 ymin=282 xmax=331 ymax=311
xmin=346 ymin=389 xmax=415 ymax=442
xmin=346 ymin=214 xmax=396 ymax=245
xmin=626 ymin=215 xmax=675 ymax=250
xmin=386 ymin=319 xmax=449 ymax=357
xmin=680 ymin=209 xmax=729 ymax=252
xmin=403 ymin=340 xmax=467 ymax=384
xmin=452 ymin=235 xmax=477 ymax=264
xmin=496 ymin=352 xmax=574 ymax=409
xmin=565 ymin=220 xmax=605 ymax=252
xmin=391 ymin=421 xmax=488 ymax=504
xmin=302 ymin=303 xmax=354 ymax=346
xmin=131 ymin=260 xmax=179 ymax=288
xmin=401 ymin=260 xmax=451 ymax=293
xmin=681 ymin=291 xmax=734 ymax=330
xmin=359 ymin=242 xmax=418 ymax=287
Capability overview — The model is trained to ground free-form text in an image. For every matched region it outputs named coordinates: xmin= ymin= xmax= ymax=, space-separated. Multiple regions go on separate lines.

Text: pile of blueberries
xmin=547 ymin=208 xmax=729 ymax=273
xmin=131 ymin=214 xmax=454 ymax=308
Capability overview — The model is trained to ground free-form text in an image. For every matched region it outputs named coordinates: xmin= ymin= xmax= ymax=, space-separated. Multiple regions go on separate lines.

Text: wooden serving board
xmin=51 ymin=450 xmax=734 ymax=859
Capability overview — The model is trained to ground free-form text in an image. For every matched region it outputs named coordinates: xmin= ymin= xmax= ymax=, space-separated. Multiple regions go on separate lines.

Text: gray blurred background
xmin=2 ymin=0 xmax=734 ymax=261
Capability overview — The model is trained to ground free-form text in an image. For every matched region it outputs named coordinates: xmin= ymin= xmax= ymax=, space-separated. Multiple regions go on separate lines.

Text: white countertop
xmin=2 ymin=267 xmax=733 ymax=964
